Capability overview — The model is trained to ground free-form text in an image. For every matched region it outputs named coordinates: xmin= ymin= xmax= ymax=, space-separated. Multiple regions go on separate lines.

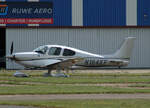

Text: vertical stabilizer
xmin=112 ymin=37 xmax=136 ymax=59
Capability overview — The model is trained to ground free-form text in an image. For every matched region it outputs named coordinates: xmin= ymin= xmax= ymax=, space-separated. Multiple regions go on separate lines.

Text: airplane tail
xmin=109 ymin=37 xmax=136 ymax=59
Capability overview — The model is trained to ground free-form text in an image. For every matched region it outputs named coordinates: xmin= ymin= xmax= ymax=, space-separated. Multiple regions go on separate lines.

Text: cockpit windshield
xmin=33 ymin=46 xmax=48 ymax=54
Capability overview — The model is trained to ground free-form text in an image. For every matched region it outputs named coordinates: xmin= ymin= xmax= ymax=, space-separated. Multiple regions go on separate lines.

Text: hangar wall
xmin=6 ymin=28 xmax=150 ymax=69
xmin=1 ymin=0 xmax=150 ymax=27
xmin=3 ymin=0 xmax=150 ymax=69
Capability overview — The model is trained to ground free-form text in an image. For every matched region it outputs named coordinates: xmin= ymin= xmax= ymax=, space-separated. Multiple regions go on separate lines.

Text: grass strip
xmin=1 ymin=85 xmax=150 ymax=95
xmin=129 ymin=84 xmax=150 ymax=88
xmin=0 ymin=76 xmax=150 ymax=84
xmin=1 ymin=69 xmax=150 ymax=77
xmin=0 ymin=99 xmax=150 ymax=108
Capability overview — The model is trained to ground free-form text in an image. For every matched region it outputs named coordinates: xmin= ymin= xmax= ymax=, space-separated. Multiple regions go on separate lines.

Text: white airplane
xmin=6 ymin=37 xmax=135 ymax=76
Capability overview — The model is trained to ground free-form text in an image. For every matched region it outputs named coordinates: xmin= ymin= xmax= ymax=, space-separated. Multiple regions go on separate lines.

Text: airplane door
xmin=48 ymin=47 xmax=62 ymax=56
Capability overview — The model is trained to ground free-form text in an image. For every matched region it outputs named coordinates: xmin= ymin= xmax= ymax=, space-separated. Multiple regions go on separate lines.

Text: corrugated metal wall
xmin=72 ymin=0 xmax=83 ymax=26
xmin=137 ymin=0 xmax=150 ymax=26
xmin=39 ymin=0 xmax=72 ymax=26
xmin=3 ymin=0 xmax=150 ymax=26
xmin=126 ymin=0 xmax=137 ymax=26
xmin=6 ymin=28 xmax=150 ymax=69
xmin=83 ymin=0 xmax=126 ymax=26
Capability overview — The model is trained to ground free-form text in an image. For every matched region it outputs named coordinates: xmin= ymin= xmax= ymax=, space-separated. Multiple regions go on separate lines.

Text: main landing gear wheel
xmin=43 ymin=69 xmax=70 ymax=77
xmin=43 ymin=69 xmax=52 ymax=77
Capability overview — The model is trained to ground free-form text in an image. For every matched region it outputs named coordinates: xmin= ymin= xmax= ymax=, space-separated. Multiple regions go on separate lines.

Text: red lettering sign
xmin=0 ymin=18 xmax=53 ymax=24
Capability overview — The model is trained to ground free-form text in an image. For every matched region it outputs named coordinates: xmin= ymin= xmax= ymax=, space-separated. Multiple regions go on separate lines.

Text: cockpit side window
xmin=63 ymin=49 xmax=75 ymax=56
xmin=48 ymin=47 xmax=61 ymax=56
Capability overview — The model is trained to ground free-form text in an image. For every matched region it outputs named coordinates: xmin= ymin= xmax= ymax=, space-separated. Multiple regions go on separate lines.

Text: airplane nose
xmin=6 ymin=54 xmax=15 ymax=59
xmin=6 ymin=54 xmax=13 ymax=58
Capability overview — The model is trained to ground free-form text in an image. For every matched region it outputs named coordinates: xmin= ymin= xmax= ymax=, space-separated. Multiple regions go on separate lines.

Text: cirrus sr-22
xmin=6 ymin=37 xmax=135 ymax=77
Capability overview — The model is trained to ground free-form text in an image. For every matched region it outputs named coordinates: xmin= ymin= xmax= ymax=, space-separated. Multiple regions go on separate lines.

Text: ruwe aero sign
xmin=0 ymin=2 xmax=53 ymax=24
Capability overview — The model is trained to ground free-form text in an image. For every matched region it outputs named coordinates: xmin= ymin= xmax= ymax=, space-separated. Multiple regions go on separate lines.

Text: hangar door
xmin=6 ymin=28 xmax=150 ymax=69
xmin=0 ymin=28 xmax=5 ymax=68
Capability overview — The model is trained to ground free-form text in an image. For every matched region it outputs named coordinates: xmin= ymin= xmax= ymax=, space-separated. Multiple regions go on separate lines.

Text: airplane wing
xmin=44 ymin=57 xmax=84 ymax=69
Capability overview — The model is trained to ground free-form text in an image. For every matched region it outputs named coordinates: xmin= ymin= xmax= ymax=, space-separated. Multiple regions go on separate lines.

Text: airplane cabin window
xmin=63 ymin=49 xmax=75 ymax=56
xmin=48 ymin=47 xmax=61 ymax=56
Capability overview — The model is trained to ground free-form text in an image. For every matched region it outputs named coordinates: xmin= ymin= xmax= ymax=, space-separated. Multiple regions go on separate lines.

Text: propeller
xmin=10 ymin=41 xmax=14 ymax=55
xmin=6 ymin=41 xmax=15 ymax=69
xmin=5 ymin=41 xmax=14 ymax=60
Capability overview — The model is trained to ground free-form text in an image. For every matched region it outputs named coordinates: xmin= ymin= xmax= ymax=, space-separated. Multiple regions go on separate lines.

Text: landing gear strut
xmin=43 ymin=69 xmax=52 ymax=77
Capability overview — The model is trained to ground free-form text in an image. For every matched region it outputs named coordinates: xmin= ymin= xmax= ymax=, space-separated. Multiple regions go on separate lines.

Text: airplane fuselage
xmin=15 ymin=57 xmax=128 ymax=69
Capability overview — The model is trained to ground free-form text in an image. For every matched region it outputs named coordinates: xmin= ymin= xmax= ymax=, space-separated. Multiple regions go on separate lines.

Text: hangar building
xmin=0 ymin=0 xmax=150 ymax=69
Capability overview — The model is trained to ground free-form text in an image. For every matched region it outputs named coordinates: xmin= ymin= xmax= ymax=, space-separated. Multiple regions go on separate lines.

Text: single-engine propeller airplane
xmin=5 ymin=37 xmax=135 ymax=77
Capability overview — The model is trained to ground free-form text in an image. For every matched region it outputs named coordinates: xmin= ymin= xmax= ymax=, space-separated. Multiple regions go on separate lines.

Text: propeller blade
xmin=10 ymin=42 xmax=14 ymax=55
